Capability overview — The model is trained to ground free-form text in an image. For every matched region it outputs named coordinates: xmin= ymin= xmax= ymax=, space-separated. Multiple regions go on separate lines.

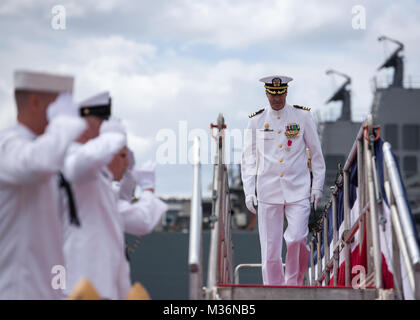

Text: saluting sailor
xmin=62 ymin=92 xmax=167 ymax=299
xmin=241 ymin=75 xmax=325 ymax=286
xmin=62 ymin=91 xmax=127 ymax=299
xmin=112 ymin=150 xmax=168 ymax=299
xmin=0 ymin=70 xmax=86 ymax=299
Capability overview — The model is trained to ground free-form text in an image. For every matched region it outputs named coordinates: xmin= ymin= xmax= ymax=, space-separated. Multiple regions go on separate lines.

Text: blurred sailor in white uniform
xmin=62 ymin=92 xmax=167 ymax=299
xmin=0 ymin=70 xmax=86 ymax=299
xmin=241 ymin=76 xmax=325 ymax=286
xmin=111 ymin=149 xmax=168 ymax=299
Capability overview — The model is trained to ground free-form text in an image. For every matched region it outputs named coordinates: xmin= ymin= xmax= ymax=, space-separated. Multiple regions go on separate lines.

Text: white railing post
xmin=323 ymin=213 xmax=330 ymax=284
xmin=310 ymin=239 xmax=315 ymax=285
xmin=364 ymin=115 xmax=383 ymax=289
xmin=188 ymin=137 xmax=203 ymax=300
xmin=343 ymin=170 xmax=352 ymax=286
xmin=206 ymin=114 xmax=234 ymax=299
xmin=332 ymin=193 xmax=338 ymax=286
xmin=206 ymin=117 xmax=223 ymax=299
xmin=357 ymin=139 xmax=365 ymax=256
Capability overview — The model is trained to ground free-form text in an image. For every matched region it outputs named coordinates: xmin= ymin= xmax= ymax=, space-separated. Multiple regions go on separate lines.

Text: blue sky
xmin=1 ymin=0 xmax=420 ymax=196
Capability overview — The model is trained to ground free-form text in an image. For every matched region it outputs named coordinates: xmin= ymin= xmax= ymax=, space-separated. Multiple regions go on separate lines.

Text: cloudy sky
xmin=1 ymin=0 xmax=419 ymax=196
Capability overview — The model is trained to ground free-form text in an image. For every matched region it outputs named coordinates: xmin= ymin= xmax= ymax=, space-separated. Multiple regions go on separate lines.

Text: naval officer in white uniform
xmin=61 ymin=92 xmax=127 ymax=299
xmin=62 ymin=92 xmax=167 ymax=299
xmin=241 ymin=75 xmax=325 ymax=286
xmin=0 ymin=70 xmax=86 ymax=299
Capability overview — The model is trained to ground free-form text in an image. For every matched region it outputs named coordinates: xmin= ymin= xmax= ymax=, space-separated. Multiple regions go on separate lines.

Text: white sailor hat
xmin=79 ymin=91 xmax=111 ymax=119
xmin=14 ymin=70 xmax=73 ymax=93
xmin=259 ymin=75 xmax=293 ymax=95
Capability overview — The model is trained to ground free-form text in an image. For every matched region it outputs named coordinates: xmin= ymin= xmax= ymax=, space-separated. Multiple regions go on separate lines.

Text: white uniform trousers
xmin=258 ymin=198 xmax=311 ymax=286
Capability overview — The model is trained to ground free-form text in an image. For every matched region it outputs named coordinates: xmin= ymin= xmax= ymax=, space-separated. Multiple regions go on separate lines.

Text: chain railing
xmin=309 ymin=114 xmax=420 ymax=299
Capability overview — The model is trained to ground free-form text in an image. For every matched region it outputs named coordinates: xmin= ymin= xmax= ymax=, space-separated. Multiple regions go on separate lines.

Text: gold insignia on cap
xmin=264 ymin=78 xmax=288 ymax=95
xmin=83 ymin=108 xmax=90 ymax=115
xmin=272 ymin=78 xmax=281 ymax=87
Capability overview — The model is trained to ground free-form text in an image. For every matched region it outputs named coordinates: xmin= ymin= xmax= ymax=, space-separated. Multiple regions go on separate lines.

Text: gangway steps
xmin=217 ymin=285 xmax=378 ymax=300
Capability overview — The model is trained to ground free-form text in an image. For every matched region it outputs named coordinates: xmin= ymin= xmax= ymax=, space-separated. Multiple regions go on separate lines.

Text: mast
xmin=325 ymin=69 xmax=352 ymax=121
xmin=378 ymin=35 xmax=404 ymax=87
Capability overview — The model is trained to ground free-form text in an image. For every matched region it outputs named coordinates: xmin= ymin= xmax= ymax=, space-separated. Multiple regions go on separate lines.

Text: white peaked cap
xmin=259 ymin=75 xmax=293 ymax=85
xmin=79 ymin=91 xmax=110 ymax=107
xmin=79 ymin=91 xmax=111 ymax=118
xmin=14 ymin=70 xmax=74 ymax=93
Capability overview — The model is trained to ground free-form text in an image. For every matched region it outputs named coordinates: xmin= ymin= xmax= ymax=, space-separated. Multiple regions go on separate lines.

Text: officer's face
xmin=23 ymin=92 xmax=58 ymax=135
xmin=108 ymin=146 xmax=130 ymax=181
xmin=86 ymin=116 xmax=103 ymax=139
xmin=266 ymin=92 xmax=286 ymax=110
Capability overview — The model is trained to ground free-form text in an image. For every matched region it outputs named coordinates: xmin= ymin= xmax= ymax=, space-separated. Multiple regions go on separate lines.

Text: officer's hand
xmin=127 ymin=148 xmax=135 ymax=170
xmin=245 ymin=194 xmax=258 ymax=214
xmin=99 ymin=117 xmax=127 ymax=152
xmin=311 ymin=189 xmax=323 ymax=210
xmin=47 ymin=92 xmax=79 ymax=121
xmin=100 ymin=117 xmax=126 ymax=136
xmin=132 ymin=160 xmax=156 ymax=190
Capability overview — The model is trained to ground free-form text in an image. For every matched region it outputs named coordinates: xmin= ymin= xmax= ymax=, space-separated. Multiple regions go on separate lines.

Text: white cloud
xmin=158 ymin=0 xmax=345 ymax=48
xmin=0 ymin=0 xmax=34 ymax=15
xmin=127 ymin=132 xmax=154 ymax=159
xmin=0 ymin=0 xmax=120 ymax=17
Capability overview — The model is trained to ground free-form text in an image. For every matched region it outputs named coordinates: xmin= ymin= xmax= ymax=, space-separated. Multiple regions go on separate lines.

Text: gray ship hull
xmin=126 ymin=231 xmax=263 ymax=300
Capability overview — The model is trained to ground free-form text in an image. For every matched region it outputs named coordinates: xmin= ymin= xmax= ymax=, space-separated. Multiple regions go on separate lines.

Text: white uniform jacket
xmin=241 ymin=103 xmax=325 ymax=204
xmin=62 ymin=139 xmax=167 ymax=299
xmin=116 ymin=191 xmax=168 ymax=299
xmin=0 ymin=118 xmax=85 ymax=299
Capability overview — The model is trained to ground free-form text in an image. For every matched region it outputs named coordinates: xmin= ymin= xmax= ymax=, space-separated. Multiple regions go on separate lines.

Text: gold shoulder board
xmin=249 ymin=108 xmax=265 ymax=118
xmin=293 ymin=105 xmax=311 ymax=111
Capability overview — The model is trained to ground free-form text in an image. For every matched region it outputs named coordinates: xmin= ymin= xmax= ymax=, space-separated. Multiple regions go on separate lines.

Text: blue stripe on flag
xmin=313 ymin=154 xmax=359 ymax=265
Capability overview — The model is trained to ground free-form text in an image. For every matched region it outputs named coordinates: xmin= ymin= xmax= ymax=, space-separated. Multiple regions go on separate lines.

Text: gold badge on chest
xmin=285 ymin=123 xmax=300 ymax=138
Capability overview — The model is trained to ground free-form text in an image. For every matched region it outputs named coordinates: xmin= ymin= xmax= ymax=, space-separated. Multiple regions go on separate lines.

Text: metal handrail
xmin=311 ymin=119 xmax=367 ymax=287
xmin=364 ymin=115 xmax=383 ymax=289
xmin=383 ymin=142 xmax=420 ymax=267
xmin=310 ymin=113 xmax=420 ymax=299
xmin=383 ymin=142 xmax=420 ymax=299
xmin=188 ymin=137 xmax=203 ymax=300
xmin=234 ymin=264 xmax=262 ymax=284
xmin=206 ymin=114 xmax=234 ymax=299
xmin=234 ymin=263 xmax=287 ymax=284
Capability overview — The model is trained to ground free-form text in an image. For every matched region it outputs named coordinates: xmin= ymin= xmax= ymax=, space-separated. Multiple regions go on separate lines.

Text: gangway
xmin=188 ymin=114 xmax=420 ymax=300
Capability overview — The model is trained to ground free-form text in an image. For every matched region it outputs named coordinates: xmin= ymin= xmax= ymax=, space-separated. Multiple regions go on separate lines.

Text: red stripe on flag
xmin=327 ymin=226 xmax=394 ymax=289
